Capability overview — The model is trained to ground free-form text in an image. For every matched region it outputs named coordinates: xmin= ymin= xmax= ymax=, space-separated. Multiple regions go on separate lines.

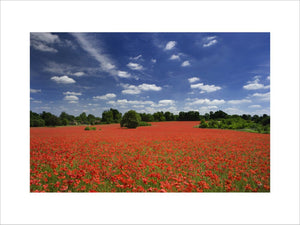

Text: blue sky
xmin=30 ymin=32 xmax=270 ymax=116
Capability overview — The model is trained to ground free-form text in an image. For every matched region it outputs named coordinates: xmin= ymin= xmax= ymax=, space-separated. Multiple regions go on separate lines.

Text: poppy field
xmin=30 ymin=121 xmax=270 ymax=192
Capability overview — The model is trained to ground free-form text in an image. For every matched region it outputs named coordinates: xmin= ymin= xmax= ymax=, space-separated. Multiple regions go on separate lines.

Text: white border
xmin=1 ymin=1 xmax=299 ymax=224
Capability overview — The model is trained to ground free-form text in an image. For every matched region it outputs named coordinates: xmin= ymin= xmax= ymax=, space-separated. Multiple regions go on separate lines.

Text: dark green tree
xmin=120 ymin=110 xmax=141 ymax=129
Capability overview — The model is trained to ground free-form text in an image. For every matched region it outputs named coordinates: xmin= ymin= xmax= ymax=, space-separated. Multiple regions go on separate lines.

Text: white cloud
xmin=190 ymin=82 xmax=221 ymax=93
xmin=130 ymin=55 xmax=143 ymax=60
xmin=32 ymin=100 xmax=42 ymax=104
xmin=181 ymin=61 xmax=191 ymax=67
xmin=165 ymin=41 xmax=176 ymax=50
xmin=117 ymin=71 xmax=131 ymax=78
xmin=227 ymin=99 xmax=252 ymax=104
xmin=243 ymin=76 xmax=270 ymax=90
xmin=64 ymin=95 xmax=79 ymax=101
xmin=186 ymin=98 xmax=225 ymax=105
xmin=93 ymin=93 xmax=116 ymax=100
xmin=72 ymin=33 xmax=116 ymax=74
xmin=170 ymin=54 xmax=180 ymax=60
xmin=30 ymin=89 xmax=41 ymax=93
xmin=158 ymin=100 xmax=175 ymax=105
xmin=127 ymin=62 xmax=143 ymax=71
xmin=203 ymin=39 xmax=217 ymax=48
xmin=151 ymin=59 xmax=157 ymax=63
xmin=68 ymin=101 xmax=78 ymax=104
xmin=63 ymin=91 xmax=82 ymax=96
xmin=248 ymin=105 xmax=261 ymax=108
xmin=31 ymin=32 xmax=60 ymax=43
xmin=71 ymin=72 xmax=85 ymax=77
xmin=121 ymin=83 xmax=162 ymax=95
xmin=51 ymin=75 xmax=76 ymax=84
xmin=139 ymin=83 xmax=162 ymax=91
xmin=267 ymin=76 xmax=270 ymax=80
xmin=252 ymin=92 xmax=270 ymax=101
xmin=108 ymin=99 xmax=154 ymax=106
xmin=31 ymin=32 xmax=60 ymax=53
xmin=188 ymin=77 xmax=200 ymax=83
xmin=203 ymin=36 xmax=218 ymax=48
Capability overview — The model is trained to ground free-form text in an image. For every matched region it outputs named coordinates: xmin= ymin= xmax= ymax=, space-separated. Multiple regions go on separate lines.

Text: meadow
xmin=30 ymin=121 xmax=270 ymax=192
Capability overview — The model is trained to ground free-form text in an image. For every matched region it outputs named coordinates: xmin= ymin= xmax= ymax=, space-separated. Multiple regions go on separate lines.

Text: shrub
xmin=139 ymin=121 xmax=151 ymax=127
xmin=120 ymin=110 xmax=141 ymax=129
xmin=84 ymin=126 xmax=96 ymax=131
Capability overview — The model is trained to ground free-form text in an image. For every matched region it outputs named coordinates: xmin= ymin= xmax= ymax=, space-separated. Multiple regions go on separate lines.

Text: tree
xmin=110 ymin=108 xmax=122 ymax=123
xmin=120 ymin=110 xmax=141 ymax=129
xmin=87 ymin=114 xmax=96 ymax=125
xmin=102 ymin=110 xmax=114 ymax=124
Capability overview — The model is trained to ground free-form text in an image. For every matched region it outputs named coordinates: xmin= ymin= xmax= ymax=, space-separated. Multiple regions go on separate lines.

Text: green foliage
xmin=139 ymin=121 xmax=151 ymax=127
xmin=85 ymin=126 xmax=97 ymax=131
xmin=120 ymin=110 xmax=141 ymax=129
xmin=102 ymin=108 xmax=122 ymax=124
xmin=199 ymin=116 xmax=270 ymax=134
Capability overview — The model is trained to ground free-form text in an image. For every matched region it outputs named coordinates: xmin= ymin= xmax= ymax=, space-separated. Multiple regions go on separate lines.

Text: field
xmin=30 ymin=121 xmax=270 ymax=192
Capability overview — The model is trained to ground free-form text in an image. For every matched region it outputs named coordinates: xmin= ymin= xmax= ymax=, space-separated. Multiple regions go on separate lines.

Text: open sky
xmin=30 ymin=32 xmax=270 ymax=117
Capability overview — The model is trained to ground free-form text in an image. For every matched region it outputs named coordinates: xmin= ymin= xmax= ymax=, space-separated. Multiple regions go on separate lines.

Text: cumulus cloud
xmin=63 ymin=91 xmax=82 ymax=96
xmin=127 ymin=62 xmax=143 ymax=71
xmin=121 ymin=83 xmax=162 ymax=95
xmin=158 ymin=100 xmax=175 ymax=105
xmin=248 ymin=105 xmax=261 ymax=108
xmin=165 ymin=41 xmax=176 ymax=50
xmin=190 ymin=82 xmax=221 ymax=93
xmin=93 ymin=93 xmax=116 ymax=100
xmin=117 ymin=71 xmax=131 ymax=78
xmin=243 ymin=76 xmax=270 ymax=90
xmin=170 ymin=54 xmax=180 ymax=60
xmin=64 ymin=95 xmax=79 ymax=101
xmin=71 ymin=72 xmax=85 ymax=77
xmin=181 ymin=61 xmax=191 ymax=67
xmin=188 ymin=77 xmax=200 ymax=83
xmin=227 ymin=99 xmax=252 ymax=104
xmin=186 ymin=98 xmax=225 ymax=105
xmin=151 ymin=59 xmax=157 ymax=63
xmin=252 ymin=92 xmax=270 ymax=101
xmin=30 ymin=89 xmax=41 ymax=93
xmin=203 ymin=36 xmax=218 ymax=47
xmin=108 ymin=99 xmax=154 ymax=106
xmin=51 ymin=75 xmax=76 ymax=84
xmin=30 ymin=32 xmax=60 ymax=53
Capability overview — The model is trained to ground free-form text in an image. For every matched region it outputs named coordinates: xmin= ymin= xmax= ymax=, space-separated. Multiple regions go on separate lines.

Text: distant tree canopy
xmin=30 ymin=109 xmax=270 ymax=133
xmin=102 ymin=108 xmax=122 ymax=124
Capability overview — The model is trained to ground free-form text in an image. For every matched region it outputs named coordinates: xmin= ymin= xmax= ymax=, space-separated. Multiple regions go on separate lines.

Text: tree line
xmin=30 ymin=109 xmax=270 ymax=130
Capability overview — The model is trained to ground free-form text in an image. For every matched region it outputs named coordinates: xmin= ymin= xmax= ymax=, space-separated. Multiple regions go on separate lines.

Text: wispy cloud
xmin=127 ymin=62 xmax=143 ymax=71
xmin=203 ymin=36 xmax=218 ymax=48
xmin=243 ymin=76 xmax=270 ymax=90
xmin=30 ymin=88 xmax=41 ymax=93
xmin=117 ymin=71 xmax=131 ymax=78
xmin=30 ymin=32 xmax=60 ymax=53
xmin=252 ymin=92 xmax=270 ymax=101
xmin=72 ymin=33 xmax=117 ymax=75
